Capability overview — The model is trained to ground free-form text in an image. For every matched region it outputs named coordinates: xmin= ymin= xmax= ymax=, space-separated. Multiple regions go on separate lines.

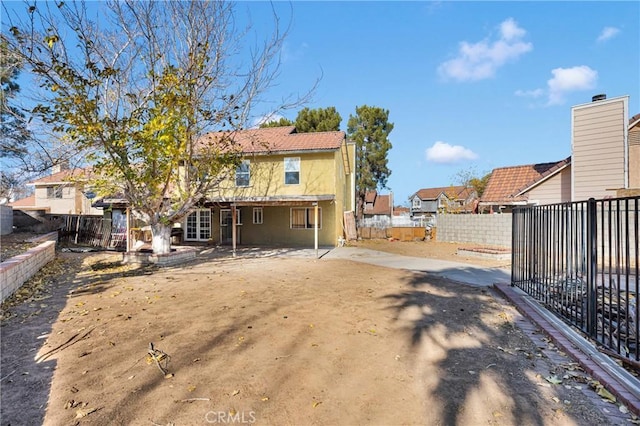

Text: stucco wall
xmin=436 ymin=214 xmax=512 ymax=247
xmin=0 ymin=205 xmax=12 ymax=235
xmin=218 ymin=202 xmax=337 ymax=247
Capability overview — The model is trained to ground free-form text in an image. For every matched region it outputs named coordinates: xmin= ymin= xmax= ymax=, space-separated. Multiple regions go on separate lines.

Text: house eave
xmin=209 ymin=194 xmax=335 ymax=206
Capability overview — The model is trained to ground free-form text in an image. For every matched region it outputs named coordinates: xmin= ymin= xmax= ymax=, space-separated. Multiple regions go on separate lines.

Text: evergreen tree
xmin=295 ymin=106 xmax=341 ymax=132
xmin=260 ymin=116 xmax=294 ymax=128
xmin=347 ymin=105 xmax=393 ymax=220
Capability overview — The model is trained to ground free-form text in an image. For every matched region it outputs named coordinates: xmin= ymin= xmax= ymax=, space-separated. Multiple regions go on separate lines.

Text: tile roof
xmin=198 ymin=126 xmax=346 ymax=154
xmin=480 ymin=157 xmax=571 ymax=204
xmin=7 ymin=194 xmax=35 ymax=207
xmin=411 ymin=186 xmax=470 ymax=201
xmin=28 ymin=167 xmax=91 ymax=185
xmin=363 ymin=191 xmax=391 ymax=215
xmin=393 ymin=206 xmax=410 ymax=216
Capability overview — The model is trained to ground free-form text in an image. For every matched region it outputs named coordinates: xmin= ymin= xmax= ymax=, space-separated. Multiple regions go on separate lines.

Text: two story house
xmin=409 ymin=186 xmax=478 ymax=222
xmin=181 ymin=126 xmax=355 ymax=247
xmin=360 ymin=190 xmax=393 ymax=227
xmin=8 ymin=164 xmax=101 ymax=216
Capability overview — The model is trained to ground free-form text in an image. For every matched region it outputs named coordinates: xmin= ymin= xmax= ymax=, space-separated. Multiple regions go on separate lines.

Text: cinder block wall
xmin=0 ymin=237 xmax=57 ymax=303
xmin=436 ymin=214 xmax=512 ymax=247
xmin=0 ymin=205 xmax=13 ymax=236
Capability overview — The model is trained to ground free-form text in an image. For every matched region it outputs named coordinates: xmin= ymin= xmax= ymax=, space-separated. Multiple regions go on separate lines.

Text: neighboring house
xmin=409 ymin=186 xmax=478 ymax=219
xmin=479 ymin=157 xmax=572 ymax=213
xmin=360 ymin=190 xmax=393 ymax=227
xmin=8 ymin=165 xmax=101 ymax=215
xmin=184 ymin=126 xmax=355 ymax=247
xmin=479 ymin=94 xmax=639 ymax=212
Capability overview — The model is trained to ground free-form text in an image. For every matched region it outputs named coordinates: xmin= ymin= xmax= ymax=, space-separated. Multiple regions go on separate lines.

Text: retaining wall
xmin=436 ymin=214 xmax=512 ymax=247
xmin=0 ymin=232 xmax=58 ymax=303
xmin=122 ymin=247 xmax=197 ymax=267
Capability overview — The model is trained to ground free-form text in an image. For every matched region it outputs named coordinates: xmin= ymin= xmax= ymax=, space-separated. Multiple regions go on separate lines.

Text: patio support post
xmin=232 ymin=204 xmax=237 ymax=258
xmin=313 ymin=202 xmax=318 ymax=258
xmin=126 ymin=207 xmax=131 ymax=253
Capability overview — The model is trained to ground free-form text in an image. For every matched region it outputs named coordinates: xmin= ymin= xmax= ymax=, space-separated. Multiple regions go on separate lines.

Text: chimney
xmin=592 ymin=94 xmax=606 ymax=102
xmin=51 ymin=160 xmax=69 ymax=174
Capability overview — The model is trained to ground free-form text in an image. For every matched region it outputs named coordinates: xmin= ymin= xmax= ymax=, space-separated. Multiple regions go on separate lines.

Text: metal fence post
xmin=511 ymin=209 xmax=517 ymax=286
xmin=586 ymin=197 xmax=597 ymax=337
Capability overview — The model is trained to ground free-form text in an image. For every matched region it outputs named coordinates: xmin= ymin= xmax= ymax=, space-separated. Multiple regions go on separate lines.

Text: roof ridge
xmin=512 ymin=156 xmax=571 ymax=197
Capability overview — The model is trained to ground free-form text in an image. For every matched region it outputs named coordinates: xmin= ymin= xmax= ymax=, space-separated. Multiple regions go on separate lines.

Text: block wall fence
xmin=1 ymin=205 xmax=12 ymax=236
xmin=1 ymin=232 xmax=58 ymax=303
xmin=436 ymin=214 xmax=512 ymax=248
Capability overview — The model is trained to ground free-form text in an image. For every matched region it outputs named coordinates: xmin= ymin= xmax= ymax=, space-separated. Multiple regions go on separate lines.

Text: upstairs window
xmin=412 ymin=197 xmax=421 ymax=209
xmin=284 ymin=157 xmax=300 ymax=185
xmin=47 ymin=186 xmax=63 ymax=199
xmin=235 ymin=160 xmax=250 ymax=187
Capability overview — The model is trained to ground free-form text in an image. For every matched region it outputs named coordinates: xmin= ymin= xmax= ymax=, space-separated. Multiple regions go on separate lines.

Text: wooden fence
xmin=58 ymin=215 xmax=114 ymax=248
xmin=358 ymin=226 xmax=427 ymax=241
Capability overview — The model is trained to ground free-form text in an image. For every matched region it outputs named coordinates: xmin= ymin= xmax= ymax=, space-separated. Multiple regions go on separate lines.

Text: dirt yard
xmin=0 ymin=240 xmax=633 ymax=425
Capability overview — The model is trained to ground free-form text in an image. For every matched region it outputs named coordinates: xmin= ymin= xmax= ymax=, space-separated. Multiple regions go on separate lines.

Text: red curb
xmin=494 ymin=283 xmax=640 ymax=416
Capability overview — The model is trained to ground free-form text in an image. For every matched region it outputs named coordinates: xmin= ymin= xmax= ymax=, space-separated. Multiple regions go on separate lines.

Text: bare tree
xmin=3 ymin=0 xmax=312 ymax=253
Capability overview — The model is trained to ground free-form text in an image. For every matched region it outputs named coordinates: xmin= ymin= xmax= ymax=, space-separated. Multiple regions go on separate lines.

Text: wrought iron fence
xmin=512 ymin=196 xmax=640 ymax=361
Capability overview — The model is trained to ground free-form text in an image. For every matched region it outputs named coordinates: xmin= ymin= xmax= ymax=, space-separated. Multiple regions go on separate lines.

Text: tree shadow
xmin=382 ymin=271 xmax=582 ymax=425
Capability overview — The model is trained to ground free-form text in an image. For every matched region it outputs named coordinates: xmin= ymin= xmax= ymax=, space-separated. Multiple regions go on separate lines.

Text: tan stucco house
xmin=8 ymin=165 xmax=101 ymax=215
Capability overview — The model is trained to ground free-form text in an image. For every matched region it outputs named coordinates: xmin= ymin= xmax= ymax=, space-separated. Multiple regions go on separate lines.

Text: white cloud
xmin=515 ymin=88 xmax=544 ymax=98
xmin=426 ymin=141 xmax=478 ymax=164
xmin=547 ymin=66 xmax=598 ymax=105
xmin=597 ymin=26 xmax=620 ymax=43
xmin=251 ymin=113 xmax=284 ymax=129
xmin=438 ymin=18 xmax=532 ymax=82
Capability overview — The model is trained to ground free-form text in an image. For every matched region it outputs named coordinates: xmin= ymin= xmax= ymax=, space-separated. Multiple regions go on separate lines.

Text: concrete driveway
xmin=323 ymin=246 xmax=511 ymax=287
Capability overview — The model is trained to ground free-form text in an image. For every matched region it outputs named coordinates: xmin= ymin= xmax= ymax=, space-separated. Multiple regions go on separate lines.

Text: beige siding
xmin=572 ymin=96 xmax=628 ymax=201
xmin=527 ymin=165 xmax=572 ymax=204
xmin=630 ymin=123 xmax=640 ymax=188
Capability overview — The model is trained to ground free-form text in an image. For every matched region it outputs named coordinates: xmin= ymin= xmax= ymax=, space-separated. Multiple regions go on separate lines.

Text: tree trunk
xmin=150 ymin=222 xmax=172 ymax=255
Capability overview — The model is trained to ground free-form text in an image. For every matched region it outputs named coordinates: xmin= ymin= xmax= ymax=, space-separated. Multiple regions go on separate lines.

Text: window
xmin=235 ymin=160 xmax=250 ymax=187
xmin=284 ymin=157 xmax=300 ymax=185
xmin=290 ymin=207 xmax=321 ymax=229
xmin=185 ymin=209 xmax=211 ymax=241
xmin=47 ymin=186 xmax=63 ymax=199
xmin=253 ymin=207 xmax=263 ymax=224
xmin=412 ymin=197 xmax=421 ymax=209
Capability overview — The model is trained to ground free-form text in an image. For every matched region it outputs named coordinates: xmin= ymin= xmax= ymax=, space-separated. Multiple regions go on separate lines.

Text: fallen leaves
xmin=75 ymin=406 xmax=99 ymax=419
xmin=589 ymin=380 xmax=617 ymax=403
xmin=545 ymin=375 xmax=563 ymax=385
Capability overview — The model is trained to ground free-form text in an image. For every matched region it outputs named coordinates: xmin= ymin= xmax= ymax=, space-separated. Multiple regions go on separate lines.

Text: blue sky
xmin=3 ymin=1 xmax=638 ymax=205
xmin=246 ymin=1 xmax=640 ymax=204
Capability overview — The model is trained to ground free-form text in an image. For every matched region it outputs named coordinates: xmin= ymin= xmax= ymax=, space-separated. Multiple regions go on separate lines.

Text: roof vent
xmin=592 ymin=94 xmax=606 ymax=102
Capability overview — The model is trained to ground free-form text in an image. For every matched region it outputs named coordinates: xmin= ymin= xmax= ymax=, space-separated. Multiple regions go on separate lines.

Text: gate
xmin=512 ymin=196 xmax=640 ymax=361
